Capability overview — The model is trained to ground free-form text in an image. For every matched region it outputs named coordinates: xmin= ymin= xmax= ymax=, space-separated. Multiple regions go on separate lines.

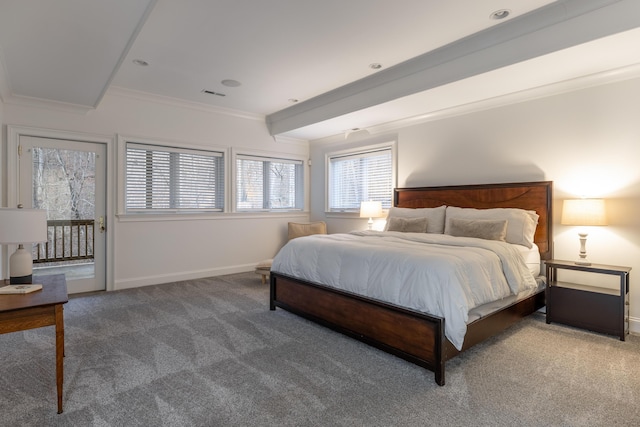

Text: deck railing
xmin=34 ymin=219 xmax=95 ymax=264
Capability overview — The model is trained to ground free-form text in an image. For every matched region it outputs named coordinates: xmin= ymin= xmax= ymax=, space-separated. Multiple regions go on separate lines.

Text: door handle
xmin=99 ymin=216 xmax=106 ymax=233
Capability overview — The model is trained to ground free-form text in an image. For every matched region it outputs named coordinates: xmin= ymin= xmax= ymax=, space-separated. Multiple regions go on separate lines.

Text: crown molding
xmin=273 ymin=134 xmax=308 ymax=147
xmin=1 ymin=93 xmax=95 ymax=114
xmin=107 ymin=86 xmax=265 ymax=122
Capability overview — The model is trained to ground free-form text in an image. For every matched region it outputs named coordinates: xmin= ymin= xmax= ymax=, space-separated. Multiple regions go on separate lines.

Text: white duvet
xmin=271 ymin=230 xmax=537 ymax=350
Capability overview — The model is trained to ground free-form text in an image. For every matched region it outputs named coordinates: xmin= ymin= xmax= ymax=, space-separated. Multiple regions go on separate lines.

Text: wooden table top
xmin=0 ymin=274 xmax=68 ymax=312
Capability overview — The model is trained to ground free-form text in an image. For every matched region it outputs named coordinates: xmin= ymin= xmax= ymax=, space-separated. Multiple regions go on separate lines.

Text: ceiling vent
xmin=201 ymin=90 xmax=226 ymax=97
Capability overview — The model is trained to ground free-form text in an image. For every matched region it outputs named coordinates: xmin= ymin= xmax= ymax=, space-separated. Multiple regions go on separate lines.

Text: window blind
xmin=328 ymin=147 xmax=392 ymax=211
xmin=126 ymin=143 xmax=224 ymax=212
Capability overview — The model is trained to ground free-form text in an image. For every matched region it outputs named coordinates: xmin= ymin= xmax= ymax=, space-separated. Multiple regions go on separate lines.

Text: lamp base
xmin=10 ymin=274 xmax=33 ymax=285
xmin=9 ymin=245 xmax=34 ymax=285
xmin=574 ymin=260 xmax=592 ymax=266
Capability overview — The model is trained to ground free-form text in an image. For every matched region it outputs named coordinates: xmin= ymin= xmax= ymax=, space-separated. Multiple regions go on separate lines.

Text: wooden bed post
xmin=269 ymin=273 xmax=276 ymax=310
xmin=435 ymin=319 xmax=445 ymax=386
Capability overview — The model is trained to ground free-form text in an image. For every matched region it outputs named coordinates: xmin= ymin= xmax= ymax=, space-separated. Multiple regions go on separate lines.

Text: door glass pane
xmin=31 ymin=148 xmax=96 ymax=280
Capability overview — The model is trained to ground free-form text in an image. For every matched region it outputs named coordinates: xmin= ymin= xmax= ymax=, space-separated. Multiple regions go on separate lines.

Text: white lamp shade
xmin=0 ymin=208 xmax=48 ymax=244
xmin=561 ymin=199 xmax=607 ymax=226
xmin=359 ymin=201 xmax=382 ymax=218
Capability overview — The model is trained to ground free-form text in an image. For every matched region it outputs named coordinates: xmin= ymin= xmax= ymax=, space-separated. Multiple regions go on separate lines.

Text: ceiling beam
xmin=266 ymin=0 xmax=640 ymax=136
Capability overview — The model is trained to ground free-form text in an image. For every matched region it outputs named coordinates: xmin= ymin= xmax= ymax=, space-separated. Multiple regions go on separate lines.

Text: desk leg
xmin=55 ymin=304 xmax=64 ymax=414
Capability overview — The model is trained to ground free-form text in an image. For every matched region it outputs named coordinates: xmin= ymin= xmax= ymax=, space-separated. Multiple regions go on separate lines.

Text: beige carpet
xmin=1 ymin=272 xmax=638 ymax=426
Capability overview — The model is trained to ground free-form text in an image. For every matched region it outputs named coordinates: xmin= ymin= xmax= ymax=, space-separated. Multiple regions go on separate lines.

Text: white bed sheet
xmin=271 ymin=231 xmax=537 ymax=350
xmin=514 ymin=243 xmax=541 ymax=276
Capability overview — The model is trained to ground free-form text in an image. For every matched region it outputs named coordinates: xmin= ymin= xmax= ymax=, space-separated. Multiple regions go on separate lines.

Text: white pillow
xmin=384 ymin=205 xmax=446 ymax=233
xmin=444 ymin=206 xmax=539 ymax=248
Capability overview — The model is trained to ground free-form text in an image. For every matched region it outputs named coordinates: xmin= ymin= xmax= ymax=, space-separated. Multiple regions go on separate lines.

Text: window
xmin=328 ymin=144 xmax=394 ymax=212
xmin=125 ymin=143 xmax=224 ymax=212
xmin=236 ymin=154 xmax=303 ymax=211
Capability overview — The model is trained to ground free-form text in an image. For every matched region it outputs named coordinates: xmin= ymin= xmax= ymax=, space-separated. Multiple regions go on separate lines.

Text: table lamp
xmin=360 ymin=201 xmax=383 ymax=230
xmin=0 ymin=207 xmax=48 ymax=284
xmin=560 ymin=198 xmax=607 ymax=266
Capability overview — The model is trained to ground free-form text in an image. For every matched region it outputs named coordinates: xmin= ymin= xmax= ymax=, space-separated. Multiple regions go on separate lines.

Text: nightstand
xmin=545 ymin=259 xmax=630 ymax=340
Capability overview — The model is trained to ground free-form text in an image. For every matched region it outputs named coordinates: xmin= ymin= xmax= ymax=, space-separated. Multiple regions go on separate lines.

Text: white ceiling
xmin=0 ymin=0 xmax=639 ymax=140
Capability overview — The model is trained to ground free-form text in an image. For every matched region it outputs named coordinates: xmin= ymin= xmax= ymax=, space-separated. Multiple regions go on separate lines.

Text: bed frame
xmin=270 ymin=181 xmax=552 ymax=385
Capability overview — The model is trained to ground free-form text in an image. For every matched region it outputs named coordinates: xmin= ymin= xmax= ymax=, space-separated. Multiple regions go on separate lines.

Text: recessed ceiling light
xmin=221 ymin=79 xmax=241 ymax=87
xmin=288 ymin=98 xmax=299 ymax=103
xmin=369 ymin=63 xmax=382 ymax=70
xmin=133 ymin=59 xmax=149 ymax=66
xmin=490 ymin=9 xmax=510 ymax=20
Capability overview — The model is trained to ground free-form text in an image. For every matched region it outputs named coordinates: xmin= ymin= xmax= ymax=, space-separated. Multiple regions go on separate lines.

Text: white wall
xmin=310 ymin=77 xmax=640 ymax=332
xmin=0 ymin=99 xmax=4 ymax=205
xmin=1 ymin=91 xmax=309 ymax=289
xmin=0 ymin=100 xmax=4 ymax=276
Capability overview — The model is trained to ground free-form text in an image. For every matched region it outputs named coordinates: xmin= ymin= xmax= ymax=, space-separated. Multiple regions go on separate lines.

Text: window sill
xmin=117 ymin=211 xmax=309 ymax=222
xmin=325 ymin=210 xmax=388 ymax=218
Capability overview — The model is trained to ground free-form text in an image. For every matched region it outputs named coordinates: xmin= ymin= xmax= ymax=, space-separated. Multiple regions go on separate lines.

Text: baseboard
xmin=629 ymin=316 xmax=640 ymax=335
xmin=113 ymin=264 xmax=256 ymax=291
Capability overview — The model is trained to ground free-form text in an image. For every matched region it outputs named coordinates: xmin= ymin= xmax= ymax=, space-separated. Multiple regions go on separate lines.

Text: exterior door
xmin=19 ymin=136 xmax=107 ymax=294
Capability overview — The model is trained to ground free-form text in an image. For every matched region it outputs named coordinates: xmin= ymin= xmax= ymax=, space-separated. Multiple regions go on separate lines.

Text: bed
xmin=269 ymin=181 xmax=552 ymax=385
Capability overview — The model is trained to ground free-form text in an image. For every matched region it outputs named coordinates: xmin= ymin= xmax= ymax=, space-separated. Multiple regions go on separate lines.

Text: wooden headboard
xmin=394 ymin=181 xmax=553 ymax=260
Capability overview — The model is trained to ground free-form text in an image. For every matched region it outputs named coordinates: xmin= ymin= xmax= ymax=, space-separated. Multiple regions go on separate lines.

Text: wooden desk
xmin=0 ymin=274 xmax=68 ymax=413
